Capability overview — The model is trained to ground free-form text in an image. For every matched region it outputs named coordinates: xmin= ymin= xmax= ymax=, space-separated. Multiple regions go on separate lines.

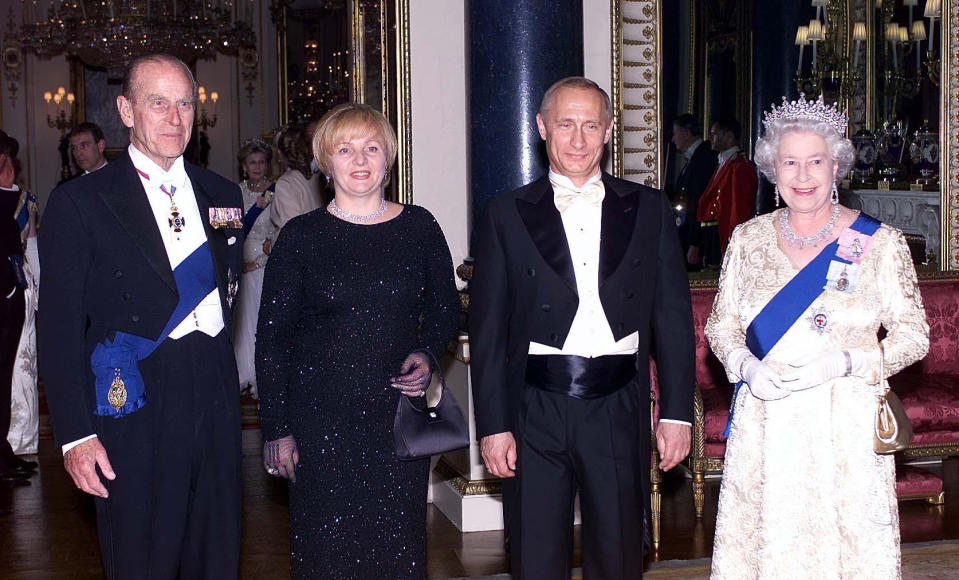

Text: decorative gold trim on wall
xmin=395 ymin=0 xmax=413 ymax=204
xmin=611 ymin=0 xmax=623 ymax=177
xmin=945 ymin=0 xmax=959 ymax=269
xmin=613 ymin=0 xmax=662 ymax=187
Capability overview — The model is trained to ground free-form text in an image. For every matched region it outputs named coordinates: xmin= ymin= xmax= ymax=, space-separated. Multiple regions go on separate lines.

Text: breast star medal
xmin=809 ymin=304 xmax=832 ymax=335
xmin=107 ymin=368 xmax=128 ymax=412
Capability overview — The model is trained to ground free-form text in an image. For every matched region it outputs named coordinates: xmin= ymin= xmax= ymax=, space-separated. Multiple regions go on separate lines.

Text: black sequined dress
xmin=256 ymin=205 xmax=460 ymax=579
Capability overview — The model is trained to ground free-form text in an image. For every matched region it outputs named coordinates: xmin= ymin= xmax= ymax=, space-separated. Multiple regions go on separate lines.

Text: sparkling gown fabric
xmin=705 ymin=211 xmax=929 ymax=580
xmin=233 ymin=180 xmax=276 ymax=395
xmin=257 ymin=204 xmax=460 ymax=579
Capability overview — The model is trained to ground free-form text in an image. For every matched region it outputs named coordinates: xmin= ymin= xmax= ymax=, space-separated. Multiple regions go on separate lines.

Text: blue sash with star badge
xmin=722 ymin=213 xmax=881 ymax=436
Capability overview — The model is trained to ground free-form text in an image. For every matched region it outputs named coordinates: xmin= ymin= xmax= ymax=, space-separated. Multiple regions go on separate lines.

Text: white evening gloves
xmin=728 ymin=347 xmax=790 ymax=401
xmin=779 ymin=349 xmax=870 ymax=392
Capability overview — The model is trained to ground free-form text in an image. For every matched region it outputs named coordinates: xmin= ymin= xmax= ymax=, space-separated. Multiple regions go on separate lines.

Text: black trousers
xmin=504 ymin=382 xmax=648 ymax=580
xmin=94 ymin=330 xmax=241 ymax=580
xmin=700 ymin=224 xmax=722 ymax=268
xmin=0 ymin=287 xmax=25 ymax=468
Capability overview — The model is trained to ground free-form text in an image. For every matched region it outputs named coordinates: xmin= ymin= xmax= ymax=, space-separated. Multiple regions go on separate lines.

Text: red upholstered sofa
xmin=684 ymin=273 xmax=959 ymax=516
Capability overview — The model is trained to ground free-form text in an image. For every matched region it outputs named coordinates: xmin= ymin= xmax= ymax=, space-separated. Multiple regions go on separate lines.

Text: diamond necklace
xmin=328 ymin=197 xmax=388 ymax=223
xmin=778 ymin=205 xmax=841 ymax=248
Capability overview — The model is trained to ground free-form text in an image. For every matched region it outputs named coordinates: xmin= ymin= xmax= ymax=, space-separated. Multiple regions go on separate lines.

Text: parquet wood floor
xmin=2 ymin=429 xmax=956 ymax=579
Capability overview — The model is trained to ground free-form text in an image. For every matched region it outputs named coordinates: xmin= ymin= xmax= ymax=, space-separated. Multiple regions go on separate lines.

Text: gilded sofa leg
xmin=693 ymin=459 xmax=705 ymax=519
xmin=928 ymin=491 xmax=946 ymax=505
xmin=692 ymin=386 xmax=706 ymax=519
xmin=651 ymin=474 xmax=662 ymax=551
xmin=650 ymin=396 xmax=662 ymax=551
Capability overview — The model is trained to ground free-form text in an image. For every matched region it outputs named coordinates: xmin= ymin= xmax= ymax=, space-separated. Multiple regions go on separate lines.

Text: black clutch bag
xmin=393 ymin=351 xmax=470 ymax=461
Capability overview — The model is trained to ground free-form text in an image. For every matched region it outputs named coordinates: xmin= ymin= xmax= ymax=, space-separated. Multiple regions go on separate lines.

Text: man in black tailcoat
xmin=38 ymin=54 xmax=244 ymax=579
xmin=668 ymin=113 xmax=717 ymax=269
xmin=470 ymin=77 xmax=695 ymax=579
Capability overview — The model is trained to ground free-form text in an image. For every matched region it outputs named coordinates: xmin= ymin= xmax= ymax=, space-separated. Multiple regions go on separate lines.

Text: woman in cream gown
xmin=706 ymin=96 xmax=929 ymax=579
xmin=233 ymin=138 xmax=275 ymax=397
xmin=7 ymin=181 xmax=39 ymax=455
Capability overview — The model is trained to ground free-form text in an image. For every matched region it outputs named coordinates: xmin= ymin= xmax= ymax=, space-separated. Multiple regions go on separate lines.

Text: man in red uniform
xmin=696 ymin=118 xmax=757 ymax=267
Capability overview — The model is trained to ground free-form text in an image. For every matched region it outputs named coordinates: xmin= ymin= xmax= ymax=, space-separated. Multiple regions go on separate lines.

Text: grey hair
xmin=121 ymin=54 xmax=198 ymax=102
xmin=754 ymin=118 xmax=855 ymax=184
xmin=539 ymin=76 xmax=613 ymax=124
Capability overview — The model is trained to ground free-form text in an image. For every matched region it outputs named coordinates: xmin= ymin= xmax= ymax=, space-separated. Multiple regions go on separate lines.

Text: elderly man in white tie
xmin=470 ymin=76 xmax=695 ymax=579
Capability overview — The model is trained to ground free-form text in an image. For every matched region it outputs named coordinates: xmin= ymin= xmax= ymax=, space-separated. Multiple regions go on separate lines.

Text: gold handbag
xmin=874 ymin=345 xmax=913 ymax=454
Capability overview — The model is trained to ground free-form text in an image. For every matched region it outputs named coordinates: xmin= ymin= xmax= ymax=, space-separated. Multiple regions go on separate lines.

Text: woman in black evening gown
xmin=256 ymin=104 xmax=460 ymax=578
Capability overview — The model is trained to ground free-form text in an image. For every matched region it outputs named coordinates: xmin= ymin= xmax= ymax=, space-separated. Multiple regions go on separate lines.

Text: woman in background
xmin=234 ymin=138 xmax=275 ymax=397
xmin=269 ymin=124 xmax=321 ymax=231
xmin=706 ymin=95 xmax=929 ymax=579
xmin=1 ymin=131 xmax=38 ymax=482
xmin=257 ymin=104 xmax=459 ymax=578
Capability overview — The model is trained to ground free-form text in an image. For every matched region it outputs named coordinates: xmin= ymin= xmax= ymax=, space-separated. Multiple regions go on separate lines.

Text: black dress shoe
xmin=11 ymin=457 xmax=38 ymax=472
xmin=0 ymin=474 xmax=31 ymax=487
xmin=0 ymin=467 xmax=31 ymax=481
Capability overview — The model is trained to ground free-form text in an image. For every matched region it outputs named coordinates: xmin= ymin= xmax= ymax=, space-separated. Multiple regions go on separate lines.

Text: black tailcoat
xmin=471 ymin=172 xmax=695 ymax=436
xmin=37 ymin=151 xmax=244 ymax=578
xmin=671 ymin=141 xmax=718 ymax=252
xmin=469 ymin=172 xmax=695 ymax=576
xmin=38 ymin=152 xmax=243 ymax=447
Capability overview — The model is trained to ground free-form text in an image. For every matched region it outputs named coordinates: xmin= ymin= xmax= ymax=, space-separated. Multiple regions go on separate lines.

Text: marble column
xmin=468 ymin=0 xmax=584 ymax=233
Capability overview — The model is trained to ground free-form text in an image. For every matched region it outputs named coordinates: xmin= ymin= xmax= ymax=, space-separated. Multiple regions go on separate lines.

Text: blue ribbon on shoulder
xmin=15 ymin=192 xmax=37 ymax=231
xmin=9 ymin=193 xmax=37 ymax=287
xmin=722 ymin=213 xmax=881 ymax=437
xmin=90 ymin=242 xmax=217 ymax=417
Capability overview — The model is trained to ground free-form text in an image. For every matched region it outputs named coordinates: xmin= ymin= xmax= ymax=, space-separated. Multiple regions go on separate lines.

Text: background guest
xmin=68 ymin=122 xmax=108 ymax=174
xmin=269 ymin=124 xmax=321 ymax=231
xmin=0 ymin=130 xmax=38 ymax=487
xmin=257 ymin=103 xmax=459 ymax=578
xmin=706 ymin=95 xmax=929 ymax=578
xmin=669 ymin=113 xmax=718 ymax=270
xmin=234 ymin=137 xmax=276 ymax=398
xmin=697 ymin=117 xmax=757 ymax=268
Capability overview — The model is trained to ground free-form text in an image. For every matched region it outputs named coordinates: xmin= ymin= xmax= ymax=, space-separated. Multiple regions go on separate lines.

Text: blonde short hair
xmin=312 ymin=103 xmax=398 ymax=184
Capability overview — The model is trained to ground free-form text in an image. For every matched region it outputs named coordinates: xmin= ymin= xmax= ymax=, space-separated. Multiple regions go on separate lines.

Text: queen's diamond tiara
xmin=762 ymin=93 xmax=847 ymax=137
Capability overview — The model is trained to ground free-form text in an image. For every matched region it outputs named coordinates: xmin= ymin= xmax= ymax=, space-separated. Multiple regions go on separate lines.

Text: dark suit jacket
xmin=469 ymin=172 xmax=695 ymax=441
xmin=673 ymin=142 xmax=718 ymax=250
xmin=697 ymin=152 xmax=758 ymax=252
xmin=38 ymin=152 xmax=244 ymax=447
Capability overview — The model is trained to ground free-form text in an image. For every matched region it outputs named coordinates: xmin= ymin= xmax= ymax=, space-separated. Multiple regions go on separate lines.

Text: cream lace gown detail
xmin=706 ymin=211 xmax=929 ymax=580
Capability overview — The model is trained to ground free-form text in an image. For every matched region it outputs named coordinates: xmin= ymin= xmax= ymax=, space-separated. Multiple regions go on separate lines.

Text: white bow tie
xmin=551 ymin=179 xmax=605 ymax=212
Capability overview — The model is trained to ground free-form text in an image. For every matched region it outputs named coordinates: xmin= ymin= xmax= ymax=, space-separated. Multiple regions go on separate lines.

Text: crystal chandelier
xmin=16 ymin=1 xmax=256 ymax=76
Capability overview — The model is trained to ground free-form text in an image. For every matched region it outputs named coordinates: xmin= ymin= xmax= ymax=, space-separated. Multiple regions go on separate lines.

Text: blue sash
xmin=241 ymin=183 xmax=274 ymax=236
xmin=90 ymin=242 xmax=217 ymax=417
xmin=722 ymin=213 xmax=881 ymax=437
xmin=15 ymin=192 xmax=36 ymax=231
xmin=10 ymin=192 xmax=36 ymax=287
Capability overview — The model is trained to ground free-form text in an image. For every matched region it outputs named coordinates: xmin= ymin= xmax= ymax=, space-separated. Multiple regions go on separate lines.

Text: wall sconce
xmin=42 ymin=86 xmax=75 ymax=134
xmin=924 ymin=0 xmax=941 ymax=70
xmin=853 ymin=21 xmax=867 ymax=69
xmin=197 ymin=85 xmax=218 ymax=131
xmin=807 ymin=18 xmax=824 ymax=70
xmin=794 ymin=1 xmax=854 ymax=105
xmin=796 ymin=25 xmax=810 ymax=71
xmin=911 ymin=21 xmax=927 ymax=70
